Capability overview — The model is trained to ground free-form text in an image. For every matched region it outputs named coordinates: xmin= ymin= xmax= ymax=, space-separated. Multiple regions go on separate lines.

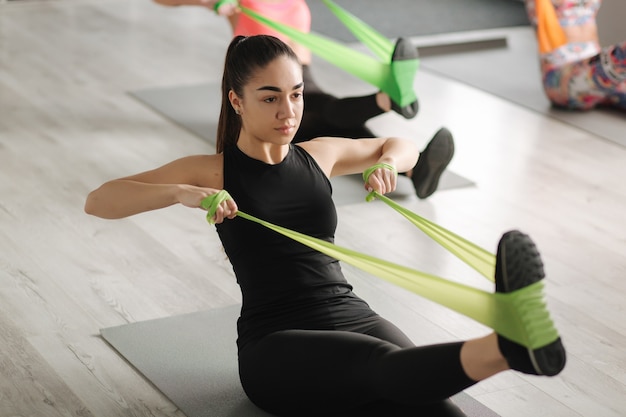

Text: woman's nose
xmin=278 ymin=99 xmax=296 ymax=119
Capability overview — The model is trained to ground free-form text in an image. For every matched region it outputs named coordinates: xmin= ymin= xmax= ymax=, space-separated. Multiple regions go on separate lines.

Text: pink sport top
xmin=235 ymin=0 xmax=311 ymax=43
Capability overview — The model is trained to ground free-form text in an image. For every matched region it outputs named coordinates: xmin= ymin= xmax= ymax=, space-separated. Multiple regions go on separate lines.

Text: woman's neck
xmin=236 ymin=135 xmax=290 ymax=165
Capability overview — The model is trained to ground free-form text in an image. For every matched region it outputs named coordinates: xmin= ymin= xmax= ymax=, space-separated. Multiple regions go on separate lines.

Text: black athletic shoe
xmin=391 ymin=96 xmax=419 ymax=119
xmin=411 ymin=127 xmax=454 ymax=199
xmin=390 ymin=37 xmax=419 ymax=119
xmin=495 ymin=230 xmax=566 ymax=376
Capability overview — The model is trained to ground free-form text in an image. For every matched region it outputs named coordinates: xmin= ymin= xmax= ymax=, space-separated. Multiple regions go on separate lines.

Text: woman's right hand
xmin=177 ymin=185 xmax=238 ymax=224
xmin=215 ymin=1 xmax=239 ymax=16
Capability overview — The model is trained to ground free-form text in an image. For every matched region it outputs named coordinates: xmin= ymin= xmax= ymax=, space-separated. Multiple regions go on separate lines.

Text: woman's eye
xmin=264 ymin=97 xmax=276 ymax=103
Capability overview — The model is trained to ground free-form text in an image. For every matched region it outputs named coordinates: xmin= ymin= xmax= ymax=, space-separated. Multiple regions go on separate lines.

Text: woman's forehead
xmin=247 ymin=57 xmax=303 ymax=90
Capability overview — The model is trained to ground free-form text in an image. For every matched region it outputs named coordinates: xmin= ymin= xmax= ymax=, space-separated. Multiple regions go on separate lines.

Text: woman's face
xmin=231 ymin=56 xmax=304 ymax=147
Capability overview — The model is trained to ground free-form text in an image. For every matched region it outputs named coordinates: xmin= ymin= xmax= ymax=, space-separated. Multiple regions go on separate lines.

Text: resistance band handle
xmin=213 ymin=0 xmax=238 ymax=12
xmin=362 ymin=163 xmax=397 ymax=183
xmin=200 ymin=190 xmax=233 ymax=224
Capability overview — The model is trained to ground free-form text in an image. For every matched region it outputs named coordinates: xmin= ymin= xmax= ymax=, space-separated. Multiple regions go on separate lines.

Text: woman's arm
xmin=84 ymin=154 xmax=237 ymax=223
xmin=299 ymin=136 xmax=420 ymax=194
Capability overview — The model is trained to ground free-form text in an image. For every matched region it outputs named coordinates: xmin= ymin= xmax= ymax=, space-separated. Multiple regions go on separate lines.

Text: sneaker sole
xmin=498 ymin=231 xmax=566 ymax=376
xmin=412 ymin=128 xmax=454 ymax=199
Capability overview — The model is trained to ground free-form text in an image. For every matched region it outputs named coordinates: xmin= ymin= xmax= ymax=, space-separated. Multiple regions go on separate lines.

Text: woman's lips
xmin=276 ymin=125 xmax=296 ymax=134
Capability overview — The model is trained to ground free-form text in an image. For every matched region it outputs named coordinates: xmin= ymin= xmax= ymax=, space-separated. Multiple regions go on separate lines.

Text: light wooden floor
xmin=1 ymin=1 xmax=625 ymax=416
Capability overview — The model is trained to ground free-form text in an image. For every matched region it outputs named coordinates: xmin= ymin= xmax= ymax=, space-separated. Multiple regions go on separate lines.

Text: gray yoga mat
xmin=130 ymin=82 xmax=474 ymax=206
xmin=101 ymin=304 xmax=500 ymax=417
xmin=418 ymin=26 xmax=626 ymax=147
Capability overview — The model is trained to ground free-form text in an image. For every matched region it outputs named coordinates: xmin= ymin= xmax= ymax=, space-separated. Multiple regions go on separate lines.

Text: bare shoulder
xmin=179 ymin=153 xmax=224 ymax=188
xmin=297 ymin=136 xmax=360 ymax=157
xmin=298 ymin=137 xmax=388 ymax=177
xmin=123 ymin=153 xmax=224 ymax=188
xmin=297 ymin=137 xmax=345 ymax=174
xmin=162 ymin=153 xmax=222 ymax=172
xmin=178 ymin=153 xmax=222 ymax=167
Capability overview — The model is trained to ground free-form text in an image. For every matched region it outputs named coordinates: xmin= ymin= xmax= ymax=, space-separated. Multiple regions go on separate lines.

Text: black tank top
xmin=216 ymin=144 xmax=375 ymax=350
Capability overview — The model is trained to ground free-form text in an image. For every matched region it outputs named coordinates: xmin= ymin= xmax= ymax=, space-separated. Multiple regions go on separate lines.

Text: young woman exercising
xmin=85 ymin=35 xmax=566 ymax=417
xmin=525 ymin=0 xmax=626 ymax=110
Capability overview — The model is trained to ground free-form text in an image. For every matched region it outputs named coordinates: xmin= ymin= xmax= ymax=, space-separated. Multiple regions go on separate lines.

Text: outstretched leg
xmin=239 ymin=327 xmax=475 ymax=416
xmin=236 ymin=231 xmax=566 ymax=416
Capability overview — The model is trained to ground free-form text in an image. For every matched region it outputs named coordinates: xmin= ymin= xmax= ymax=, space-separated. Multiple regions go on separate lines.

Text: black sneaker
xmin=411 ymin=127 xmax=454 ymax=199
xmin=495 ymin=230 xmax=566 ymax=376
xmin=391 ymin=98 xmax=419 ymax=120
xmin=390 ymin=37 xmax=419 ymax=119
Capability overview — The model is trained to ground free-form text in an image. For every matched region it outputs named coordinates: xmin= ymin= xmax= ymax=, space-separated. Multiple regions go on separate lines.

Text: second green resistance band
xmin=239 ymin=1 xmax=418 ymax=107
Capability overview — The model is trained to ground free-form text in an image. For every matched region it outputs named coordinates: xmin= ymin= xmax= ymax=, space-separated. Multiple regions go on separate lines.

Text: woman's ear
xmin=228 ymin=90 xmax=242 ymax=114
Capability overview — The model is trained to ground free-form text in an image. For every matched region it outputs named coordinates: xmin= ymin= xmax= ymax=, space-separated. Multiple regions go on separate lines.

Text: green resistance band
xmin=362 ymin=162 xmax=398 ymax=183
xmin=238 ymin=0 xmax=418 ymax=107
xmin=200 ymin=191 xmax=560 ymax=350
xmin=367 ymin=191 xmax=496 ymax=281
xmin=361 ymin=167 xmax=492 ymax=280
xmin=363 ymin=164 xmax=496 ymax=282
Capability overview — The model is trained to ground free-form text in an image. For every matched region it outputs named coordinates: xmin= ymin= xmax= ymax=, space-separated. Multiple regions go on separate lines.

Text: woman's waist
xmin=540 ymin=41 xmax=600 ymax=67
xmin=236 ymin=287 xmax=375 ymax=347
xmin=241 ymin=283 xmax=355 ymax=313
xmin=239 ymin=285 xmax=375 ymax=326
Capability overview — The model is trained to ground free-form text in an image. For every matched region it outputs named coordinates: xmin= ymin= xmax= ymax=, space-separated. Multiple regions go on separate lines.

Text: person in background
xmin=525 ymin=0 xmax=625 ymax=110
xmin=153 ymin=0 xmax=455 ymax=199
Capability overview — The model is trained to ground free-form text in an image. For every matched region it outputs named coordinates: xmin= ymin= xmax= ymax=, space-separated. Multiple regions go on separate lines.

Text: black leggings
xmin=294 ymin=65 xmax=383 ymax=143
xmin=238 ymin=315 xmax=475 ymax=417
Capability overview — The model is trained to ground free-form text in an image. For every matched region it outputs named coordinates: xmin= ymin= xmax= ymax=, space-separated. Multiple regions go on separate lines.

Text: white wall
xmin=597 ymin=0 xmax=626 ymax=46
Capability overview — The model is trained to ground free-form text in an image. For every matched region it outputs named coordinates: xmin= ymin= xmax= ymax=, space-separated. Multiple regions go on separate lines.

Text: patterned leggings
xmin=544 ymin=41 xmax=626 ymax=110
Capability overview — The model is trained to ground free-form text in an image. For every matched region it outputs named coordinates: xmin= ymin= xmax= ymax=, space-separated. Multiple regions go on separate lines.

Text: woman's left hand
xmin=364 ymin=164 xmax=398 ymax=195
